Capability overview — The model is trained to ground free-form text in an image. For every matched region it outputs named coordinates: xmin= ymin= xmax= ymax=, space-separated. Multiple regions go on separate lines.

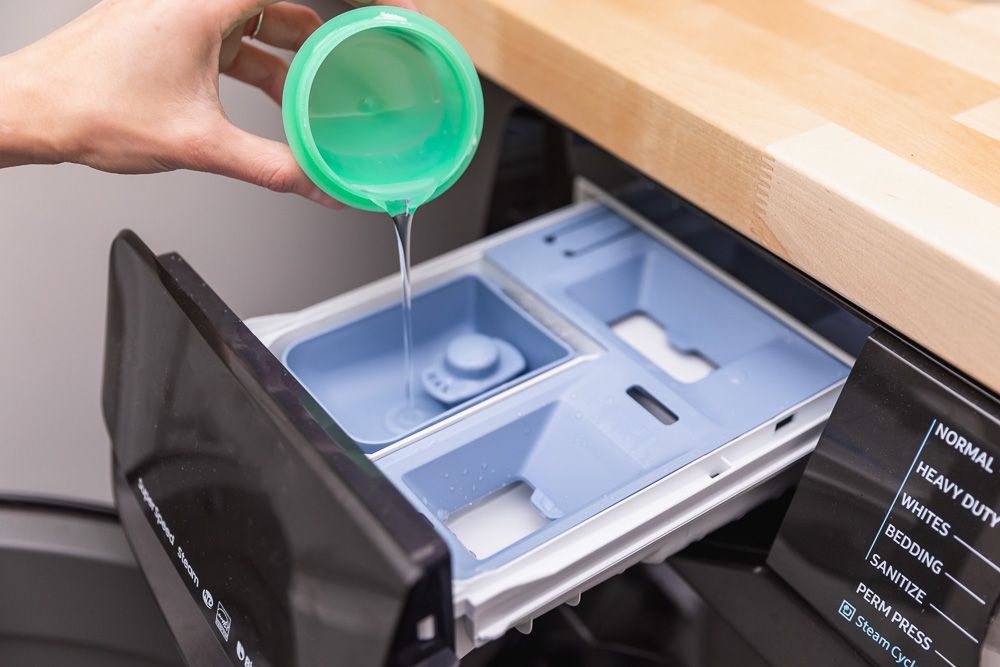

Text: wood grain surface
xmin=421 ymin=0 xmax=1000 ymax=395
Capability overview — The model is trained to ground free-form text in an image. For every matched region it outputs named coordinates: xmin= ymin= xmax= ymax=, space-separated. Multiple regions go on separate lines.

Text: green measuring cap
xmin=283 ymin=7 xmax=484 ymax=216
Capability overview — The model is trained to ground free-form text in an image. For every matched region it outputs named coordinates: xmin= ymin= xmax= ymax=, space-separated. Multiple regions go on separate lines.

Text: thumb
xmin=194 ymin=122 xmax=343 ymax=208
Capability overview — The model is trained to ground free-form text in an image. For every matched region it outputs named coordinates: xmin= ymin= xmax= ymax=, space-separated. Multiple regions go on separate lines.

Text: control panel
xmin=770 ymin=331 xmax=1000 ymax=667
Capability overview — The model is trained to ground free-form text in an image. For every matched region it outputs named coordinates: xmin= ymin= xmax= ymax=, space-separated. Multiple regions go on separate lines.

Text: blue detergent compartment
xmin=284 ymin=276 xmax=573 ymax=451
xmin=372 ymin=205 xmax=851 ymax=579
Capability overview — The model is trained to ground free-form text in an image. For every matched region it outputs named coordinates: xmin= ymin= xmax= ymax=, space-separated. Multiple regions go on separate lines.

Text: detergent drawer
xmin=103 ymin=194 xmax=855 ymax=667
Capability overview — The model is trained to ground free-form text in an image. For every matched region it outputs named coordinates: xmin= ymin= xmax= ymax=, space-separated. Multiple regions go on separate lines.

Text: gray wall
xmin=0 ymin=1 xmax=504 ymax=505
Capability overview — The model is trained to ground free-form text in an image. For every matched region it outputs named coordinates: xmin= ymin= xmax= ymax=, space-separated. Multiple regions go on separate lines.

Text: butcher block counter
xmin=420 ymin=0 xmax=1000 ymax=395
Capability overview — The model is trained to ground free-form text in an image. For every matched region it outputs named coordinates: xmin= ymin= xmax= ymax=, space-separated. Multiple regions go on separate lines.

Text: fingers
xmin=223 ymin=42 xmax=288 ymax=104
xmin=221 ymin=3 xmax=323 ymax=98
xmin=243 ymin=2 xmax=322 ymax=51
xmin=222 ymin=0 xmax=415 ymax=46
xmin=220 ymin=3 xmax=322 ymax=73
xmin=189 ymin=121 xmax=343 ymax=208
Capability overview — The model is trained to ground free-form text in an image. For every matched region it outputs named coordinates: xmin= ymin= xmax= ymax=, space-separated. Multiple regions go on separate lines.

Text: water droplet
xmin=462 ymin=468 xmax=468 ymax=475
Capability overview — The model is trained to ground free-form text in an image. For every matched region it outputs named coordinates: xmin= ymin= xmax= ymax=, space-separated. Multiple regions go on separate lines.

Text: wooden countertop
xmin=421 ymin=0 xmax=1000 ymax=395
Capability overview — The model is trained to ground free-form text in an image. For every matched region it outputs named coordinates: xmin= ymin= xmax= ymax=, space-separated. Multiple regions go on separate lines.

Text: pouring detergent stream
xmin=283 ymin=7 xmax=484 ymax=431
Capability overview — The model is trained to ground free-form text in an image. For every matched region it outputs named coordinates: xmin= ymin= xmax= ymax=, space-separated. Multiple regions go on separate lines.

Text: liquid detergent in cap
xmin=283 ymin=7 xmax=483 ymax=216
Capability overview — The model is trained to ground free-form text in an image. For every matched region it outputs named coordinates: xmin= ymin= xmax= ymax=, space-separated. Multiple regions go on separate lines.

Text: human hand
xmin=0 ymin=0 xmax=417 ymax=207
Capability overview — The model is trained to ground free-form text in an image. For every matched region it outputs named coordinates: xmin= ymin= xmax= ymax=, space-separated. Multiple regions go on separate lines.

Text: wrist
xmin=0 ymin=52 xmax=70 ymax=167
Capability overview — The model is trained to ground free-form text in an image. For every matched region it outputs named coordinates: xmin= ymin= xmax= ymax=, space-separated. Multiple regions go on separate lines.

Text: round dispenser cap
xmin=422 ymin=333 xmax=527 ymax=406
xmin=445 ymin=333 xmax=500 ymax=378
